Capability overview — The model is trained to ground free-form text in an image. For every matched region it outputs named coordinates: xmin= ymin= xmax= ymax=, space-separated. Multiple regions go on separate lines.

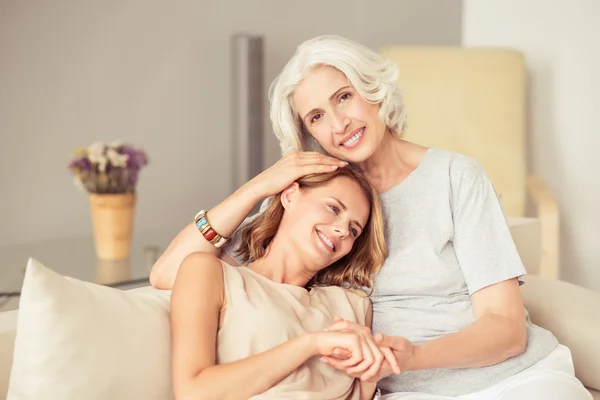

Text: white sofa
xmin=1 ymin=276 xmax=599 ymax=399
xmin=1 ymin=219 xmax=599 ymax=399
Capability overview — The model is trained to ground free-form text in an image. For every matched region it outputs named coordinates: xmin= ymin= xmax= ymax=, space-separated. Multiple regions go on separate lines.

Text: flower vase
xmin=95 ymin=258 xmax=131 ymax=285
xmin=88 ymin=193 xmax=136 ymax=260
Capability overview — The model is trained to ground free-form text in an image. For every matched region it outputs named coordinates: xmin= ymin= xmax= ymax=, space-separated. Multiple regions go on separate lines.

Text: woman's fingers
xmin=295 ymin=152 xmax=347 ymax=166
xmin=319 ymin=330 xmax=403 ymax=381
xmin=373 ymin=332 xmax=402 ymax=373
xmin=253 ymin=150 xmax=349 ymax=197
xmin=380 ymin=346 xmax=401 ymax=375
xmin=297 ymin=158 xmax=347 ymax=168
xmin=332 ymin=347 xmax=352 ymax=358
xmin=343 ymin=335 xmax=364 ymax=367
xmin=346 ymin=334 xmax=383 ymax=378
xmin=298 ymin=165 xmax=341 ymax=179
xmin=357 ymin=347 xmax=401 ymax=382
xmin=326 ymin=321 xmax=348 ymax=331
xmin=290 ymin=154 xmax=347 ymax=176
xmin=321 ymin=341 xmax=370 ymax=378
xmin=320 ymin=356 xmax=360 ymax=377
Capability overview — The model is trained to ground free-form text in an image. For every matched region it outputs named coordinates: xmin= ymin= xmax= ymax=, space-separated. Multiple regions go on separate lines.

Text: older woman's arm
xmin=399 ymin=278 xmax=525 ymax=370
xmin=326 ymin=278 xmax=526 ymax=375
xmin=171 ymin=252 xmax=366 ymax=400
xmin=411 ymin=278 xmax=526 ymax=369
xmin=374 ymin=278 xmax=526 ymax=372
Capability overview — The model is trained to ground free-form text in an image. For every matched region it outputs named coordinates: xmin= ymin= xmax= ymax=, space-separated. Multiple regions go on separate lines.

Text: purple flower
xmin=68 ymin=142 xmax=148 ymax=194
xmin=68 ymin=157 xmax=92 ymax=171
xmin=119 ymin=145 xmax=148 ymax=170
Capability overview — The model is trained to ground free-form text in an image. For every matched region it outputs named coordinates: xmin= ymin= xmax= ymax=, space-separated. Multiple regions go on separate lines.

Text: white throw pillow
xmin=7 ymin=258 xmax=173 ymax=400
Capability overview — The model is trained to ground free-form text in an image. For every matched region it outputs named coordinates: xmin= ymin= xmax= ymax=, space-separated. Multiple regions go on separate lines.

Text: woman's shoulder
xmin=177 ymin=252 xmax=226 ymax=285
xmin=426 ymin=147 xmax=482 ymax=171
xmin=171 ymin=252 xmax=226 ymax=309
xmin=426 ymin=147 xmax=489 ymax=185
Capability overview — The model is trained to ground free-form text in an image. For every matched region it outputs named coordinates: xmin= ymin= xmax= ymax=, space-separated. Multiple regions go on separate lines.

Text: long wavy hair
xmin=235 ymin=166 xmax=387 ymax=292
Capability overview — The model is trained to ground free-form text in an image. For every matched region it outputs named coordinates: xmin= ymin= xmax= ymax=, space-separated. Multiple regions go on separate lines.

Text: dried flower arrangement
xmin=68 ymin=142 xmax=148 ymax=194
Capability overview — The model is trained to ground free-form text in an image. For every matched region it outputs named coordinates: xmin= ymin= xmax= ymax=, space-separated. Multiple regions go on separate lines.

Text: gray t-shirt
xmin=223 ymin=147 xmax=558 ymax=396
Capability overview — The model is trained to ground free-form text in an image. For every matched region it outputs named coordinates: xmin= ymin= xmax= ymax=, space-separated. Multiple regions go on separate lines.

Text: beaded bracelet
xmin=194 ymin=210 xmax=228 ymax=248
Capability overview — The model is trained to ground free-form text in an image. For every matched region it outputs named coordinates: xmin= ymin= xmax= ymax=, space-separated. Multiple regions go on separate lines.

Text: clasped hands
xmin=316 ymin=316 xmax=414 ymax=383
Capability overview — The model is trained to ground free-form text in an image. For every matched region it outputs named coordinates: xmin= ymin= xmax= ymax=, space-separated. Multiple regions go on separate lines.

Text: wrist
xmin=297 ymin=332 xmax=320 ymax=358
xmin=237 ymin=180 xmax=268 ymax=205
xmin=359 ymin=381 xmax=378 ymax=400
xmin=405 ymin=344 xmax=422 ymax=371
xmin=241 ymin=171 xmax=272 ymax=198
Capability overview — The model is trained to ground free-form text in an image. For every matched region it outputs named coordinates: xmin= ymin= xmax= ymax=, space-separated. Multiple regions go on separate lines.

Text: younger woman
xmin=169 ymin=167 xmax=399 ymax=400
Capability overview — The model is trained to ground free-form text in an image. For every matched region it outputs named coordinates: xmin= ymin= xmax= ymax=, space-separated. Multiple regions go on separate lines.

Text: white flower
xmin=110 ymin=140 xmax=123 ymax=148
xmin=106 ymin=148 xmax=128 ymax=168
xmin=97 ymin=157 xmax=108 ymax=172
xmin=88 ymin=152 xmax=105 ymax=163
xmin=87 ymin=142 xmax=105 ymax=157
xmin=88 ymin=152 xmax=109 ymax=172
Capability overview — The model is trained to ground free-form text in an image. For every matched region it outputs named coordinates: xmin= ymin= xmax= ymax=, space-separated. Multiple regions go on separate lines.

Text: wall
xmin=462 ymin=0 xmax=600 ymax=291
xmin=0 ymin=0 xmax=462 ymax=247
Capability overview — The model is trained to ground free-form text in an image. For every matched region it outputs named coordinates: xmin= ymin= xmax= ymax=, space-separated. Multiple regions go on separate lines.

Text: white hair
xmin=268 ymin=35 xmax=407 ymax=155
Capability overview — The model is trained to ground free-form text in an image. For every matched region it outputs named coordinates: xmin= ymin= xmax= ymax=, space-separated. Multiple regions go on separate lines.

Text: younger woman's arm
xmin=170 ymin=252 xmax=365 ymax=400
xmin=151 ymin=152 xmax=345 ymax=290
xmin=150 ymin=184 xmax=262 ymax=289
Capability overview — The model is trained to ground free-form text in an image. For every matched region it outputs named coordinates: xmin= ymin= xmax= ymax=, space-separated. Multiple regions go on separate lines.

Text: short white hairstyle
xmin=269 ymin=35 xmax=406 ymax=155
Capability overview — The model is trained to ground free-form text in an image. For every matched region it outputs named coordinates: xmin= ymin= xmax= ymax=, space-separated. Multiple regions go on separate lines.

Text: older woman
xmin=151 ymin=36 xmax=591 ymax=400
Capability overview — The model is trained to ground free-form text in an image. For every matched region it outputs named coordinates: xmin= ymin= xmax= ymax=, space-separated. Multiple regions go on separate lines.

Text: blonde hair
xmin=269 ymin=35 xmax=406 ymax=155
xmin=236 ymin=166 xmax=387 ymax=292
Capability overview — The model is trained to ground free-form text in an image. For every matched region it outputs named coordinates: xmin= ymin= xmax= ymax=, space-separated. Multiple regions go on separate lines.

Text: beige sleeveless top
xmin=217 ymin=261 xmax=370 ymax=400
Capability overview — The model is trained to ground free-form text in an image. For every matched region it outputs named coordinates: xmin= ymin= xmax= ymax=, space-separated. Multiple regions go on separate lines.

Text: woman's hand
xmin=311 ymin=330 xmax=366 ymax=369
xmin=325 ymin=349 xmax=399 ymax=384
xmin=321 ymin=317 xmax=401 ymax=381
xmin=373 ymin=333 xmax=415 ymax=373
xmin=249 ymin=151 xmax=347 ymax=197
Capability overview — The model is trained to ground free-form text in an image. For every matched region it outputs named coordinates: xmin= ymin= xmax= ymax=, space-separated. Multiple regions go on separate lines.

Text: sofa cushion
xmin=0 ymin=310 xmax=18 ymax=398
xmin=521 ymin=274 xmax=600 ymax=393
xmin=7 ymin=258 xmax=173 ymax=400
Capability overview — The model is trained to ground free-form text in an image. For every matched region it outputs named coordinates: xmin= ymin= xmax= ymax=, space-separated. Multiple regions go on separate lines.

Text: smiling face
xmin=279 ymin=175 xmax=371 ymax=272
xmin=292 ymin=66 xmax=388 ymax=163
